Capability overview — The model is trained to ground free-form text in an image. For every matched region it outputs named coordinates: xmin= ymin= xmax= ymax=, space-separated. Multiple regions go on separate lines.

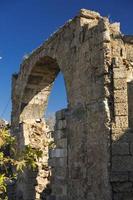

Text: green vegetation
xmin=0 ymin=128 xmax=43 ymax=200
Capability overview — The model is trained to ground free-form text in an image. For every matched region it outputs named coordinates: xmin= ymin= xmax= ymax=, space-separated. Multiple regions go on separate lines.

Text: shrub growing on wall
xmin=0 ymin=127 xmax=42 ymax=200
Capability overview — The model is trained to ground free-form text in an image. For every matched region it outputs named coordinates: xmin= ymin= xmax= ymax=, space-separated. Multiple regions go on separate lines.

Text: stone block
xmin=56 ymin=196 xmax=67 ymax=200
xmin=48 ymin=158 xmax=56 ymax=167
xmin=112 ymin=156 xmax=133 ymax=171
xmin=113 ymin=116 xmax=128 ymax=129
xmin=71 ymin=167 xmax=82 ymax=179
xmin=110 ymin=23 xmax=120 ymax=34
xmin=102 ymin=31 xmax=111 ymax=43
xmin=52 ymin=185 xmax=64 ymax=195
xmin=114 ymin=90 xmax=127 ymax=103
xmin=130 ymin=143 xmax=133 ymax=155
xmin=47 ymin=195 xmax=56 ymax=200
xmin=48 ymin=157 xmax=67 ymax=167
xmin=112 ymin=142 xmax=129 ymax=155
xmin=112 ymin=182 xmax=133 ymax=192
xmin=49 ymin=148 xmax=67 ymax=158
xmin=56 ymin=120 xmax=67 ymax=130
xmin=128 ymin=172 xmax=133 ymax=181
xmin=113 ymin=69 xmax=126 ymax=79
xmin=55 ymin=167 xmax=67 ymax=177
xmin=113 ymin=192 xmax=133 ymax=200
xmin=52 ymin=184 xmax=67 ymax=196
xmin=56 ymin=138 xmax=67 ymax=148
xmin=114 ymin=79 xmax=127 ymax=90
xmin=114 ymin=103 xmax=128 ymax=116
xmin=112 ymin=129 xmax=133 ymax=143
xmin=54 ymin=130 xmax=66 ymax=141
xmin=28 ymin=75 xmax=43 ymax=84
xmin=56 ymin=109 xmax=67 ymax=120
xmin=110 ymin=171 xmax=128 ymax=182
xmin=53 ymin=176 xmax=67 ymax=184
xmin=79 ymin=9 xmax=100 ymax=19
xmin=111 ymin=128 xmax=128 ymax=140
xmin=56 ymin=195 xmax=67 ymax=200
xmin=122 ymin=132 xmax=133 ymax=143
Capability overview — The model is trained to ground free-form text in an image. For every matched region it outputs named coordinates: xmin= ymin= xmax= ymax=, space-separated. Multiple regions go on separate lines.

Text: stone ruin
xmin=11 ymin=9 xmax=133 ymax=200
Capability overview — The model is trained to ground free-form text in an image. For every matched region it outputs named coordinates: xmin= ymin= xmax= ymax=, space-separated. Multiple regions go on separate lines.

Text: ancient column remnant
xmin=12 ymin=9 xmax=133 ymax=200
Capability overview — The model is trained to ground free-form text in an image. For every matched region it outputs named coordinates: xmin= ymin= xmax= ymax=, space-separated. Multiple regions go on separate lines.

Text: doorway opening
xmin=45 ymin=71 xmax=67 ymax=130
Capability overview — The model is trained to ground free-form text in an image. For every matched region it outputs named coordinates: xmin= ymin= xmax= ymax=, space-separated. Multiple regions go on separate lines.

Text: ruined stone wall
xmin=66 ymin=15 xmax=112 ymax=200
xmin=15 ymin=119 xmax=52 ymax=200
xmin=12 ymin=9 xmax=112 ymax=200
xmin=110 ymin=34 xmax=133 ymax=199
xmin=48 ymin=109 xmax=67 ymax=200
xmin=12 ymin=9 xmax=133 ymax=200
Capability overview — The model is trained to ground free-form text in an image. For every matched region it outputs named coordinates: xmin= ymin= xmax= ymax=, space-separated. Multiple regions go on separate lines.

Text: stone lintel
xmin=78 ymin=9 xmax=101 ymax=19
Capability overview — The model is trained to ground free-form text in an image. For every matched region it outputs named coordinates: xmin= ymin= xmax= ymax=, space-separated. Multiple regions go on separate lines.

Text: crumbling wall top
xmin=123 ymin=35 xmax=133 ymax=44
xmin=78 ymin=9 xmax=101 ymax=19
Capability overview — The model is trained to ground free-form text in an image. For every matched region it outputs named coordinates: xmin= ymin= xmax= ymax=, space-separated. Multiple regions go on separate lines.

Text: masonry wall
xmin=66 ymin=16 xmax=112 ymax=200
xmin=12 ymin=10 xmax=113 ymax=200
xmin=48 ymin=109 xmax=68 ymax=200
xmin=15 ymin=120 xmax=52 ymax=200
xmin=109 ymin=30 xmax=133 ymax=198
xmin=11 ymin=9 xmax=133 ymax=200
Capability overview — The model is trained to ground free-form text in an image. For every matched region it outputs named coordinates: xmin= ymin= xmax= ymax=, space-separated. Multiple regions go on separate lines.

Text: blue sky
xmin=0 ymin=0 xmax=132 ymax=120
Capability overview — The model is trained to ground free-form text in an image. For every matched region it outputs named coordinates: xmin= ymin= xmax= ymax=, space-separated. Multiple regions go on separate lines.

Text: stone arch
xmin=11 ymin=9 xmax=114 ymax=200
xmin=14 ymin=56 xmax=69 ymax=199
xmin=19 ymin=56 xmax=67 ymax=121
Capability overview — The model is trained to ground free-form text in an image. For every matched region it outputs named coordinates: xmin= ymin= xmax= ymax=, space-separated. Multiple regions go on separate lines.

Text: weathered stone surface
xmin=114 ymin=79 xmax=127 ymax=90
xmin=110 ymin=171 xmax=128 ymax=182
xmin=56 ymin=120 xmax=67 ymax=130
xmin=128 ymin=172 xmax=133 ymax=182
xmin=112 ymin=156 xmax=133 ymax=171
xmin=123 ymin=35 xmax=133 ymax=44
xmin=56 ymin=109 xmax=67 ymax=120
xmin=112 ymin=182 xmax=133 ymax=192
xmin=114 ymin=103 xmax=128 ymax=116
xmin=79 ymin=9 xmax=100 ymax=19
xmin=112 ymin=129 xmax=133 ymax=142
xmin=11 ymin=8 xmax=133 ymax=200
xmin=113 ymin=69 xmax=126 ymax=79
xmin=113 ymin=192 xmax=133 ymax=200
xmin=49 ymin=149 xmax=67 ymax=158
xmin=49 ymin=157 xmax=67 ymax=167
xmin=56 ymin=138 xmax=67 ymax=148
xmin=54 ymin=130 xmax=66 ymax=141
xmin=112 ymin=142 xmax=129 ymax=155
xmin=56 ymin=195 xmax=67 ymax=200
xmin=130 ymin=143 xmax=133 ymax=155
xmin=114 ymin=90 xmax=127 ymax=103
xmin=112 ymin=116 xmax=128 ymax=129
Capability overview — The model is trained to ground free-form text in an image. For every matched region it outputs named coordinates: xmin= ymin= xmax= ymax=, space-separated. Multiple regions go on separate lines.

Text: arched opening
xmin=16 ymin=56 xmax=68 ymax=200
xmin=20 ymin=56 xmax=60 ymax=121
xmin=45 ymin=71 xmax=67 ymax=130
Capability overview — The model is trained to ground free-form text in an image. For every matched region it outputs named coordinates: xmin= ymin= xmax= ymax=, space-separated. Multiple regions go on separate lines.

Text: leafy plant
xmin=0 ymin=128 xmax=43 ymax=199
xmin=48 ymin=141 xmax=56 ymax=149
